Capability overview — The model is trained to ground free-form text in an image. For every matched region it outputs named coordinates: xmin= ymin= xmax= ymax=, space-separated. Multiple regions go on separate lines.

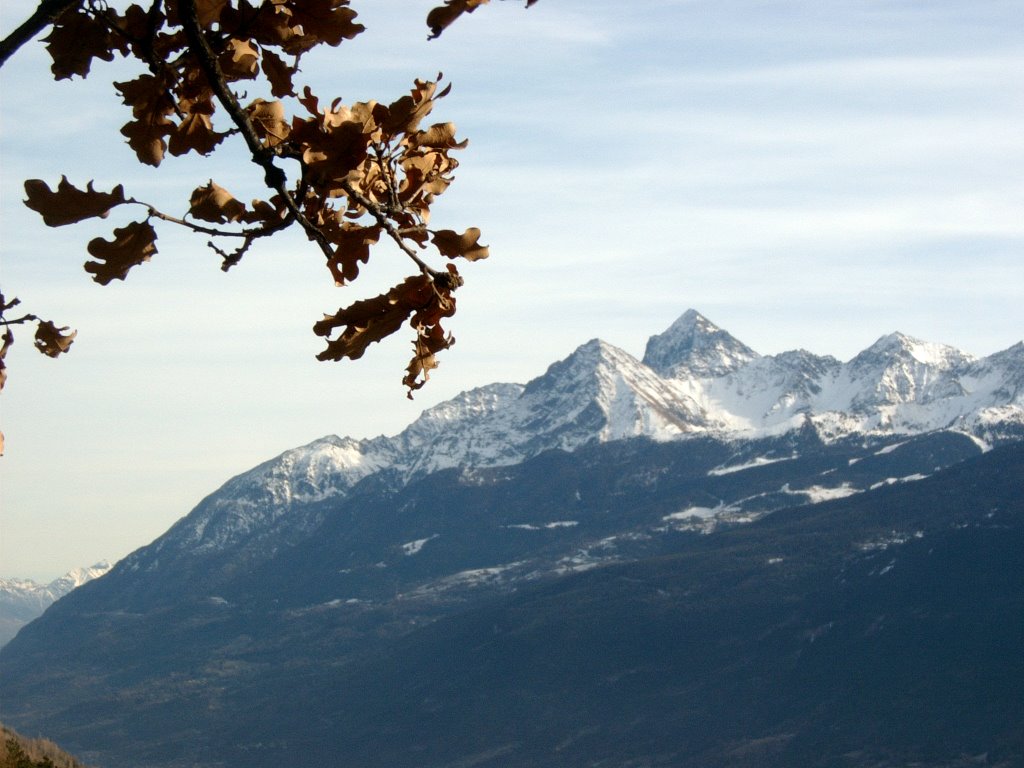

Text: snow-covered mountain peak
xmin=383 ymin=382 xmax=526 ymax=473
xmin=642 ymin=309 xmax=759 ymax=379
xmin=852 ymin=332 xmax=974 ymax=370
xmin=536 ymin=338 xmax=706 ymax=440
xmin=525 ymin=338 xmax=641 ymax=394
xmin=50 ymin=561 xmax=112 ymax=592
xmin=369 ymin=338 xmax=707 ymax=482
xmin=0 ymin=562 xmax=112 ymax=600
xmin=836 ymin=332 xmax=977 ymax=413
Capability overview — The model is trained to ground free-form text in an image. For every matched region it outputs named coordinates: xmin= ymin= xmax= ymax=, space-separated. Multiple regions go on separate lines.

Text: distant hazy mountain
xmin=0 ymin=562 xmax=110 ymax=646
xmin=1 ymin=310 xmax=1021 ymax=768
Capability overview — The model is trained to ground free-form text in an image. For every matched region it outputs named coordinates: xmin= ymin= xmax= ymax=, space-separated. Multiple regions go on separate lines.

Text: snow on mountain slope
xmin=144 ymin=435 xmax=391 ymax=559
xmin=643 ymin=308 xmax=759 ymax=378
xmin=0 ymin=562 xmax=111 ymax=646
xmin=377 ymin=382 xmax=527 ymax=476
xmin=48 ymin=562 xmax=113 ymax=593
xmin=842 ymin=332 xmax=974 ymax=410
xmin=679 ymin=348 xmax=843 ymax=435
xmin=118 ymin=310 xmax=1023 ymax=567
xmin=653 ymin=316 xmax=1023 ymax=440
xmin=803 ymin=332 xmax=1020 ymax=439
xmin=955 ymin=341 xmax=1024 ymax=440
xmin=386 ymin=340 xmax=705 ymax=475
xmin=514 ymin=339 xmax=706 ymax=441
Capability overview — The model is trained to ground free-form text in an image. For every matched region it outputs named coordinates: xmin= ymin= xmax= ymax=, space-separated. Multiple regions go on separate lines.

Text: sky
xmin=1 ymin=0 xmax=1022 ymax=582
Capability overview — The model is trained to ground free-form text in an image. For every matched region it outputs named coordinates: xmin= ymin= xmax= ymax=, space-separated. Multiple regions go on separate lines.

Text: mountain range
xmin=0 ymin=562 xmax=110 ymax=647
xmin=110 ymin=309 xmax=1024 ymax=569
xmin=1 ymin=310 xmax=1022 ymax=768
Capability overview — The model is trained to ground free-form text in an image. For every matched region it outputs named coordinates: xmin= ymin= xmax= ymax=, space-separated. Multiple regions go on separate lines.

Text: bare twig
xmin=0 ymin=312 xmax=39 ymax=326
xmin=139 ymin=204 xmax=248 ymax=237
xmin=208 ymin=236 xmax=257 ymax=271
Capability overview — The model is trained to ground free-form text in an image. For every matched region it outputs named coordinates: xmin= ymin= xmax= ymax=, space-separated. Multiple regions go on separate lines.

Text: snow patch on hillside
xmin=401 ymin=535 xmax=439 ymax=556
xmin=709 ymin=456 xmax=796 ymax=476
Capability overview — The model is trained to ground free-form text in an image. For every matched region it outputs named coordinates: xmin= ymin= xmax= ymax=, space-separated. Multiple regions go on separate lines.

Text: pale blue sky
xmin=1 ymin=0 xmax=1022 ymax=581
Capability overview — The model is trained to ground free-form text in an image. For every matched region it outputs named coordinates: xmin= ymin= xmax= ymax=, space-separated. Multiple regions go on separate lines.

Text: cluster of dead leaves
xmin=15 ymin=0 xmax=538 ymax=398
xmin=0 ymin=293 xmax=76 ymax=454
xmin=43 ymin=0 xmax=365 ymax=166
xmin=314 ymin=267 xmax=460 ymax=395
xmin=291 ymin=77 xmax=491 ymax=281
xmin=0 ymin=295 xmax=77 ymax=391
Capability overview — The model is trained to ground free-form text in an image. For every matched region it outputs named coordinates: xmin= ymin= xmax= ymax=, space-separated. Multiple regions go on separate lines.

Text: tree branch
xmin=176 ymin=0 xmax=336 ymax=260
xmin=137 ymin=201 xmax=280 ymax=238
xmin=341 ymin=179 xmax=439 ymax=278
xmin=0 ymin=0 xmax=82 ymax=68
xmin=140 ymin=205 xmax=247 ymax=236
xmin=130 ymin=198 xmax=292 ymax=270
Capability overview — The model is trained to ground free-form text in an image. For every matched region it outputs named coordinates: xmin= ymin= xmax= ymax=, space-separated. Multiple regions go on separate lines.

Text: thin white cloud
xmin=632 ymin=53 xmax=1024 ymax=89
